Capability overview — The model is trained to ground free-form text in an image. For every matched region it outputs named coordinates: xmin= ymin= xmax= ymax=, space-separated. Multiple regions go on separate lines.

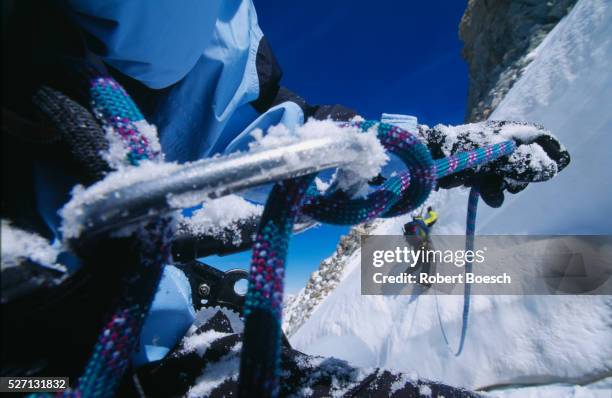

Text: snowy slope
xmin=478 ymin=0 xmax=612 ymax=234
xmin=290 ymin=0 xmax=612 ymax=392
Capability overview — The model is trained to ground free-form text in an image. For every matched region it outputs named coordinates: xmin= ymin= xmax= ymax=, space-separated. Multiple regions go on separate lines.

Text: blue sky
xmin=207 ymin=1 xmax=469 ymax=294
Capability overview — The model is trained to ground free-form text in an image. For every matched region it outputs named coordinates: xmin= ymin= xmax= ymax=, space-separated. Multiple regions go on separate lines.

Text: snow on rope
xmin=238 ymin=120 xmax=515 ymax=397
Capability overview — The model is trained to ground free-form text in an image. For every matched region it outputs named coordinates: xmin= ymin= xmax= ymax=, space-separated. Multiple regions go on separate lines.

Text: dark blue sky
xmin=255 ymin=0 xmax=469 ymax=125
xmin=208 ymin=1 xmax=469 ymax=293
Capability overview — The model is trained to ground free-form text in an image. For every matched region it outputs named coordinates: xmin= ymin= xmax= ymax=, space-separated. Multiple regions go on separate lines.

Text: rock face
xmin=282 ymin=221 xmax=380 ymax=337
xmin=460 ymin=0 xmax=577 ymax=122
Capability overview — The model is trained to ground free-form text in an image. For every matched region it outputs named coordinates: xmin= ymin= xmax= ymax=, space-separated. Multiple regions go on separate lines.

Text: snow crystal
xmin=178 ymin=195 xmax=262 ymax=245
xmin=501 ymin=143 xmax=557 ymax=181
xmin=427 ymin=120 xmax=566 ymax=155
xmin=292 ymin=354 xmax=375 ymax=397
xmin=1 ymin=220 xmax=63 ymax=271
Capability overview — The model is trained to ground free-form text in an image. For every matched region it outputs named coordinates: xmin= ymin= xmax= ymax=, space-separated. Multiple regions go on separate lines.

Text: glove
xmin=418 ymin=120 xmax=570 ymax=208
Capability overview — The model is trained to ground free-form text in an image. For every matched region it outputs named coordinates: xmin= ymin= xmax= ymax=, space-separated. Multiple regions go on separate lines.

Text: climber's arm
xmin=424 ymin=210 xmax=438 ymax=227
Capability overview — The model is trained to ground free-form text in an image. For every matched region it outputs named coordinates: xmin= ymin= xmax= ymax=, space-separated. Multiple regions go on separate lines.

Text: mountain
xmin=287 ymin=0 xmax=612 ymax=394
xmin=460 ymin=0 xmax=577 ymax=122
xmin=283 ymin=221 xmax=381 ymax=337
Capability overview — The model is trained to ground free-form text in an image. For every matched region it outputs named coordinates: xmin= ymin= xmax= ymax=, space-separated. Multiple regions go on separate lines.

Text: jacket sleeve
xmin=65 ymin=0 xmax=222 ymax=89
xmin=250 ymin=37 xmax=357 ymax=122
xmin=65 ymin=0 xmax=357 ymax=163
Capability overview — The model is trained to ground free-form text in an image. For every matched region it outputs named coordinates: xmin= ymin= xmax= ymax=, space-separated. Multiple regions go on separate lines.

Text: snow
xmin=478 ymin=0 xmax=612 ymax=235
xmin=1 ymin=219 xmax=64 ymax=271
xmin=389 ymin=373 xmax=417 ymax=394
xmin=486 ymin=377 xmax=612 ymax=398
xmin=187 ymin=343 xmax=242 ymax=398
xmin=421 ymin=120 xmax=562 ymax=182
xmin=314 ymin=177 xmax=331 ymax=193
xmin=283 ymin=222 xmax=380 ymax=337
xmin=181 ymin=330 xmax=230 ymax=356
xmin=60 ymin=160 xmax=182 ymax=239
xmin=290 ymin=0 xmax=612 ymax=395
xmin=178 ymin=195 xmax=262 ymax=245
xmin=61 ymin=118 xmax=389 ymax=239
xmin=101 ymin=126 xmax=130 ymax=170
xmin=101 ymin=121 xmax=163 ymax=169
xmin=249 ymin=119 xmax=389 ymax=192
xmin=418 ymin=384 xmax=432 ymax=397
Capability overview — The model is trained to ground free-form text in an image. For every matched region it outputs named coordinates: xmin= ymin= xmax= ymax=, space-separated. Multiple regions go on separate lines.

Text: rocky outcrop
xmin=460 ymin=0 xmax=577 ymax=122
xmin=282 ymin=220 xmax=381 ymax=337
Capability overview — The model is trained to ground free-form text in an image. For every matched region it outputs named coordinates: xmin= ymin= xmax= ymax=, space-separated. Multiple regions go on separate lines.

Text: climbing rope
xmin=33 ymin=74 xmax=174 ymax=398
xmin=239 ymin=121 xmax=516 ymax=397
xmin=40 ymin=72 xmax=515 ymax=397
xmin=434 ymin=185 xmax=480 ymax=357
xmin=458 ymin=185 xmax=480 ymax=355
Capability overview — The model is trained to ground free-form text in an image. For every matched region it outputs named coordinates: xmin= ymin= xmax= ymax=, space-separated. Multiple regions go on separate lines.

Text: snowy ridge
xmin=290 ymin=0 xmax=612 ymax=394
xmin=291 ymin=218 xmax=612 ymax=391
xmin=477 ymin=0 xmax=612 ymax=235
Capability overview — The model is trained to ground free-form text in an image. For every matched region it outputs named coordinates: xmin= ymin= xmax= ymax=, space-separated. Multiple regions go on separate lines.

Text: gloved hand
xmin=418 ymin=120 xmax=570 ymax=207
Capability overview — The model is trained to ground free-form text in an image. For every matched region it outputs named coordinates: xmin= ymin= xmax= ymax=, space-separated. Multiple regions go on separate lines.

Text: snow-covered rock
xmin=460 ymin=0 xmax=577 ymax=122
xmin=290 ymin=0 xmax=612 ymax=393
xmin=283 ymin=221 xmax=381 ymax=337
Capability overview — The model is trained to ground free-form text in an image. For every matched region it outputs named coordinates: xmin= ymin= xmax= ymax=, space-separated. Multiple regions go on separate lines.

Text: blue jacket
xmin=66 ymin=0 xmax=305 ymax=162
xmin=58 ymin=0 xmax=356 ymax=367
xmin=58 ymin=4 xmax=415 ymax=362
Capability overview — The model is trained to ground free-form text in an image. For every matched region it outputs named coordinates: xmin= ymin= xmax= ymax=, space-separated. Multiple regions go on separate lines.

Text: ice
xmin=314 ymin=177 xmax=331 ymax=193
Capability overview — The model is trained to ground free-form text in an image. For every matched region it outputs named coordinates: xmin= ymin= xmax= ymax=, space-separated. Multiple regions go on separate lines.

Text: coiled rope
xmin=238 ymin=121 xmax=516 ymax=397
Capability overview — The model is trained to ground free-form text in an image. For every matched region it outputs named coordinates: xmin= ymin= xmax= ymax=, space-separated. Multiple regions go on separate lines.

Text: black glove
xmin=418 ymin=120 xmax=570 ymax=208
